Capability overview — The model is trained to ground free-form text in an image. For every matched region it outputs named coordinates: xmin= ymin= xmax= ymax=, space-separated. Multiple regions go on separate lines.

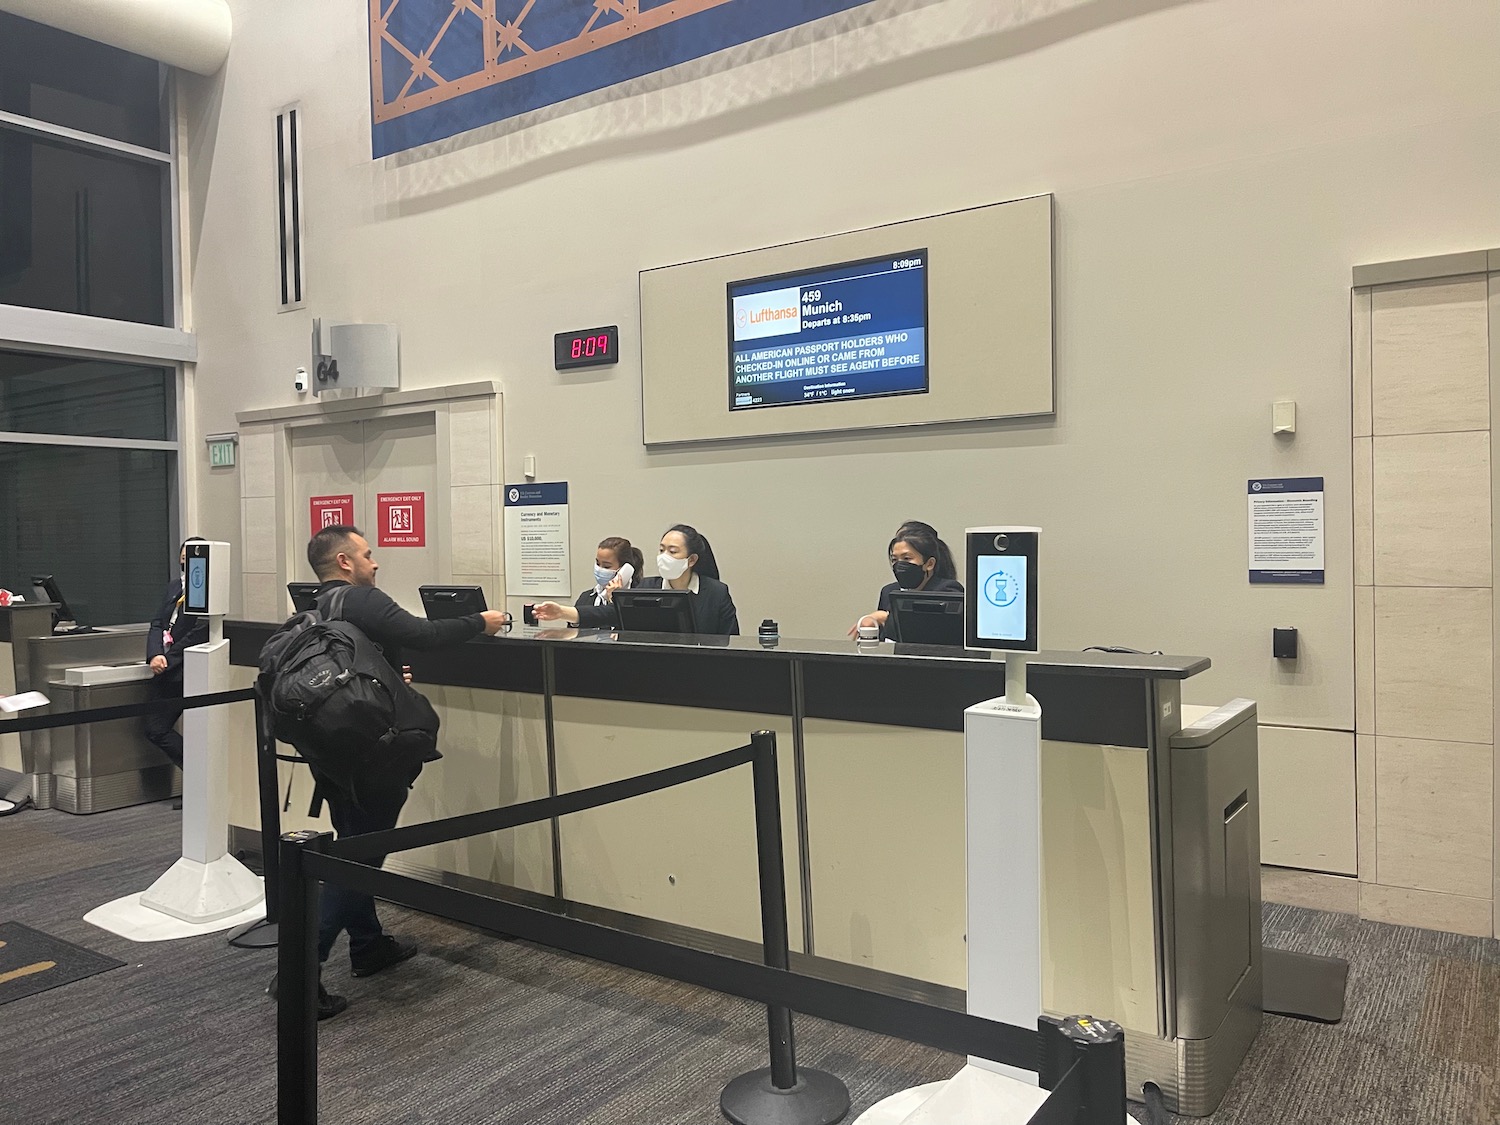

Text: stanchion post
xmin=1038 ymin=1015 xmax=1126 ymax=1124
xmin=751 ymin=728 xmax=798 ymax=1090
xmin=277 ymin=830 xmax=328 ymax=1125
xmin=720 ymin=731 xmax=850 ymax=1125
xmin=257 ymin=696 xmax=283 ymax=924
xmin=228 ymin=690 xmax=283 ymax=948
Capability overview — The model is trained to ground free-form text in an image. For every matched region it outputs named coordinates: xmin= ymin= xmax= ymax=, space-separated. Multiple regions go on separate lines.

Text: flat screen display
xmin=728 ymin=249 xmax=928 ymax=411
xmin=974 ymin=555 xmax=1028 ymax=645
xmin=185 ymin=555 xmax=209 ymax=613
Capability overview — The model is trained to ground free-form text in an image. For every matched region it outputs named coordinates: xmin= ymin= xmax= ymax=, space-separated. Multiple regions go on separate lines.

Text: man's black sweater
xmin=314 ymin=580 xmax=484 ymax=673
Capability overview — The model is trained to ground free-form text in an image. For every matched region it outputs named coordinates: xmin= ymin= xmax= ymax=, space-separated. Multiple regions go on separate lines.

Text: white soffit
xmin=0 ymin=0 xmax=232 ymax=75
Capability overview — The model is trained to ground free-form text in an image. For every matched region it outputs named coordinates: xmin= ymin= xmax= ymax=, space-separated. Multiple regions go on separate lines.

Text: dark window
xmin=0 ymin=351 xmax=172 ymax=441
xmin=0 ymin=443 xmax=173 ymax=625
xmin=0 ymin=13 xmax=167 ymax=151
xmin=0 ymin=130 xmax=167 ymax=325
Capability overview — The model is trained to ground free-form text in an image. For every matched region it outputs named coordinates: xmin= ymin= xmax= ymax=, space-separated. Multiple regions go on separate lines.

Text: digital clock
xmin=554 ymin=325 xmax=619 ymax=370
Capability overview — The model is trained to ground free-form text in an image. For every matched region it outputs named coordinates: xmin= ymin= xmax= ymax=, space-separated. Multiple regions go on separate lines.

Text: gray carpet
xmin=1 ymin=804 xmax=1496 ymax=1125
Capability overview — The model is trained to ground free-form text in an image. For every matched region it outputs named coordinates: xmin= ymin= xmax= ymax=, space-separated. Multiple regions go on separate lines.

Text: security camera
xmin=294 ymin=367 xmax=309 ymax=393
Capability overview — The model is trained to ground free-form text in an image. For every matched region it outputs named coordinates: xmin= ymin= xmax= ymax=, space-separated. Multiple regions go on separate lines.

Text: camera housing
xmin=294 ymin=366 xmax=309 ymax=392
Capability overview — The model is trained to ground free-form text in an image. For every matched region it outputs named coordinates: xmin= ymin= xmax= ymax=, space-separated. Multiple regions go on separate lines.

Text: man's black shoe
xmin=266 ymin=973 xmax=349 ymax=1020
xmin=350 ymin=935 xmax=418 ymax=978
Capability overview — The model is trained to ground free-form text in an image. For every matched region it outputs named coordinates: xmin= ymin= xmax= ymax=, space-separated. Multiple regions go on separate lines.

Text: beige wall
xmin=1348 ymin=274 xmax=1496 ymax=937
xmin=182 ymin=1 xmax=1500 ymax=923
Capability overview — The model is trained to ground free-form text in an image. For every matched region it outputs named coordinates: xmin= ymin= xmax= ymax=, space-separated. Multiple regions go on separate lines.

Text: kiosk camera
xmin=963 ymin=527 xmax=1039 ymax=653
xmin=183 ymin=540 xmax=230 ymax=622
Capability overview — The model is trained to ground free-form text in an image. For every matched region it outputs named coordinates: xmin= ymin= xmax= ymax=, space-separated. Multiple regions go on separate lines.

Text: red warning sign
xmin=310 ymin=494 xmax=355 ymax=537
xmin=377 ymin=492 xmax=426 ymax=547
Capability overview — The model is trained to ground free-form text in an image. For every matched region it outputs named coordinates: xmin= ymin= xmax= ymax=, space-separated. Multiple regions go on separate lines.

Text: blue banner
xmin=372 ymin=0 xmax=884 ymax=157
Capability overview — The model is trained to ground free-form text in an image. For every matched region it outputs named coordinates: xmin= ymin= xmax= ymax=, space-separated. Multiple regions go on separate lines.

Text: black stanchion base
xmin=227 ymin=917 xmax=278 ymax=949
xmin=720 ymin=1068 xmax=850 ymax=1125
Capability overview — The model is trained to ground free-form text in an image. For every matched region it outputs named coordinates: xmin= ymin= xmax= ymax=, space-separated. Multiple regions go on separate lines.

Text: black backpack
xmin=258 ymin=586 xmax=441 ymax=806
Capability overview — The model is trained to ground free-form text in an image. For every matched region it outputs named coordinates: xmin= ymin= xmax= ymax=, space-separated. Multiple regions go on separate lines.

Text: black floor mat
xmin=1263 ymin=946 xmax=1348 ymax=1023
xmin=0 ymin=921 xmax=124 ymax=1005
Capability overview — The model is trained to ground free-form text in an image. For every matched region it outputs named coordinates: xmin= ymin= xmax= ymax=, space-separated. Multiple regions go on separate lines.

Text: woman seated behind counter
xmin=634 ymin=524 xmax=740 ymax=636
xmin=849 ymin=520 xmax=963 ymax=639
xmin=532 ymin=536 xmax=646 ymax=628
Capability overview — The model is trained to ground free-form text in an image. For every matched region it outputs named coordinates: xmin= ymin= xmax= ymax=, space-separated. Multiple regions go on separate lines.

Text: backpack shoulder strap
xmin=318 ymin=584 xmax=354 ymax=622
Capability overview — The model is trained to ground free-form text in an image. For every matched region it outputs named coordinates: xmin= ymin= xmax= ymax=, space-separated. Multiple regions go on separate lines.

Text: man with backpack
xmin=267 ymin=524 xmax=508 ymax=1018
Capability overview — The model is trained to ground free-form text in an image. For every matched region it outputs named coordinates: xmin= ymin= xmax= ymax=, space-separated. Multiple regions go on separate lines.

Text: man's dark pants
xmin=317 ymin=782 xmax=410 ymax=962
xmin=143 ymin=667 xmax=186 ymax=770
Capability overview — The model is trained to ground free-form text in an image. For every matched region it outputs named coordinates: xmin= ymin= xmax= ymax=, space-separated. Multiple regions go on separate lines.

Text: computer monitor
xmin=887 ymin=590 xmax=964 ymax=647
xmin=287 ymin=582 xmax=322 ymax=613
xmin=419 ymin=584 xmax=488 ymax=621
xmin=612 ymin=589 xmax=695 ymax=634
xmin=30 ymin=574 xmax=78 ymax=628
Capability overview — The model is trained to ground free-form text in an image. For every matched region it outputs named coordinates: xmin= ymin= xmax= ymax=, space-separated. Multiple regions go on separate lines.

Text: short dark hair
xmin=308 ymin=525 xmax=363 ymax=580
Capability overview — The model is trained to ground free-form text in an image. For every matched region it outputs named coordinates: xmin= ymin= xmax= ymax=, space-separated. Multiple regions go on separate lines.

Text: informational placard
xmin=504 ymin=482 xmax=571 ymax=596
xmin=1248 ymin=477 xmax=1324 ymax=584
xmin=310 ymin=494 xmax=355 ymax=536
xmin=377 ymin=492 xmax=426 ymax=548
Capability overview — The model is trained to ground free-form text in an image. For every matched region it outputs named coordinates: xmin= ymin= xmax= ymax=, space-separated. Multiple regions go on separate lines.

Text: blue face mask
xmin=594 ymin=565 xmax=618 ymax=587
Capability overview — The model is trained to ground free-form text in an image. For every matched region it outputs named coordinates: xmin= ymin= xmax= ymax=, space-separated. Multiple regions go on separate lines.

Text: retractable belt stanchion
xmin=228 ymin=690 xmax=282 ymax=948
xmin=277 ymin=829 xmax=327 ymax=1125
xmin=721 ymin=730 xmax=850 ymax=1125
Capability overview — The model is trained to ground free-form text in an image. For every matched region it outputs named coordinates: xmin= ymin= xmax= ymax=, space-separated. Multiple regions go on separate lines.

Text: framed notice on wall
xmin=504 ymin=483 xmax=571 ymax=597
xmin=1248 ymin=477 xmax=1324 ymax=584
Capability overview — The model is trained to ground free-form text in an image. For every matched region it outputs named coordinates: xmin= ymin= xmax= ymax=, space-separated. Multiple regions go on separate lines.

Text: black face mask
xmin=892 ymin=560 xmax=927 ymax=590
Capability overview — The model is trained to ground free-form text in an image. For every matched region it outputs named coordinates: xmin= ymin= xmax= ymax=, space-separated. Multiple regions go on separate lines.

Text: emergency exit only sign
xmin=377 ymin=492 xmax=426 ymax=547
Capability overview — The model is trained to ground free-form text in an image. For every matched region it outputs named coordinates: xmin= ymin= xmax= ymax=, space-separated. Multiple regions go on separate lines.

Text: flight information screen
xmin=728 ymin=249 xmax=928 ymax=411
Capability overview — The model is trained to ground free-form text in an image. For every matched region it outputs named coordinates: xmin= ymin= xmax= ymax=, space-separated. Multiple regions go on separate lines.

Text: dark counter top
xmin=226 ymin=620 xmax=1209 ymax=680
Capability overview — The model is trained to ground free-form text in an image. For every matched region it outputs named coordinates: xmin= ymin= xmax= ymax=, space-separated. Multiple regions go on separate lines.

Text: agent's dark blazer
xmin=146 ymin=579 xmax=209 ymax=672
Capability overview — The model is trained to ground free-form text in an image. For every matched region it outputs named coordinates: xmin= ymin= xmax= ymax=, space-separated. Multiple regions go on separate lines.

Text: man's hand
xmin=149 ymin=655 xmax=168 ymax=674
xmin=480 ymin=610 xmax=511 ymax=635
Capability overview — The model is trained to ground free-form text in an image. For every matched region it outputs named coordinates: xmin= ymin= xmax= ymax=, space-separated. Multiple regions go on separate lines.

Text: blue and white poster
xmin=1248 ymin=477 xmax=1324 ymax=584
xmin=504 ymin=481 xmax=571 ymax=596
xmin=370 ymin=0 xmax=885 ymax=157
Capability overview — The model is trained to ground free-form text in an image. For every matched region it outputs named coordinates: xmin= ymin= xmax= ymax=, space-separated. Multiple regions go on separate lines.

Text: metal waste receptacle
xmin=1168 ymin=698 xmax=1262 ymax=1115
xmin=44 ymin=664 xmax=177 ymax=813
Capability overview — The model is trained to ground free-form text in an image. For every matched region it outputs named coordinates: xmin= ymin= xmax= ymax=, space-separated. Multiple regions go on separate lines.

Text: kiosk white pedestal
xmin=86 ymin=545 xmax=264 ymax=941
xmin=856 ymin=658 xmax=1045 ymax=1125
xmin=138 ymin=633 xmax=263 ymax=923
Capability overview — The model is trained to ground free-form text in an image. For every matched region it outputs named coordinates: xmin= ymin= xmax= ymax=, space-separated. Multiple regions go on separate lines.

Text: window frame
xmin=0 ymin=46 xmax=189 ymax=579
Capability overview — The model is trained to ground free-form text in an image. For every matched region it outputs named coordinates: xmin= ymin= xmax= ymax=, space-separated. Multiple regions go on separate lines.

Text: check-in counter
xmin=0 ymin=604 xmax=178 ymax=812
xmin=223 ymin=623 xmax=1254 ymax=1114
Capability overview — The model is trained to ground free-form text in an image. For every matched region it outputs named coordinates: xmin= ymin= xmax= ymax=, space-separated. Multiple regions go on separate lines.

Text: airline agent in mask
xmin=636 ymin=523 xmax=740 ymax=636
xmin=532 ymin=536 xmax=645 ymax=628
xmin=849 ymin=520 xmax=962 ymax=639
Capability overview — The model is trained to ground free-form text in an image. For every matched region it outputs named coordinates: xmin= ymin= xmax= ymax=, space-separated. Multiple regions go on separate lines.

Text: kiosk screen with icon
xmin=975 ymin=555 xmax=1028 ymax=644
xmin=185 ymin=555 xmax=209 ymax=613
xmin=963 ymin=527 xmax=1039 ymax=652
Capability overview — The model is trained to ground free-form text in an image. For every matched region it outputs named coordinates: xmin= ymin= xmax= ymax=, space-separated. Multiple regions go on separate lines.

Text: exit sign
xmin=208 ymin=438 xmax=237 ymax=467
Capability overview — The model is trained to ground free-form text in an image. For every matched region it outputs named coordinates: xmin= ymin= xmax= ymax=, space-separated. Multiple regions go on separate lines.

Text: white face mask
xmin=594 ymin=565 xmax=617 ymax=587
xmin=657 ymin=553 xmax=690 ymax=580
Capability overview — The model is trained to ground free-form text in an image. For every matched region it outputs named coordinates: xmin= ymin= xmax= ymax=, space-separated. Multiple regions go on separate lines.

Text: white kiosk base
xmin=855 ymin=657 xmax=1046 ymax=1125
xmin=87 ymin=629 xmax=264 ymax=941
